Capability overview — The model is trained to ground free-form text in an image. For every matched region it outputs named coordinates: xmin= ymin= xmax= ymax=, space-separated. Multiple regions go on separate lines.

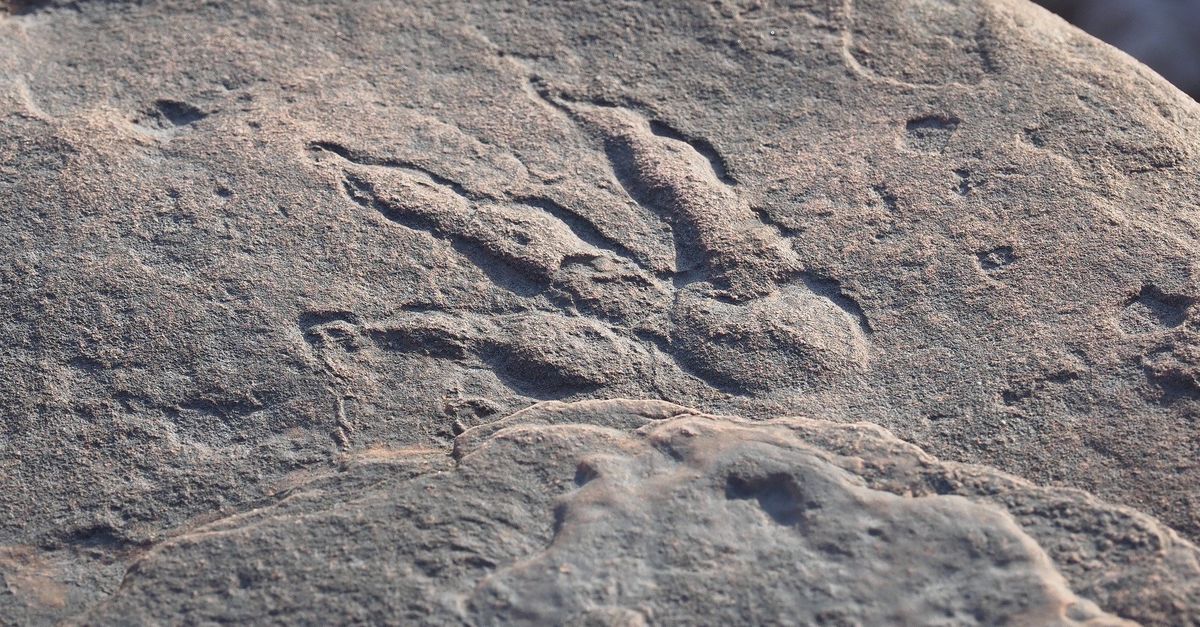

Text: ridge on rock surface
xmin=1 ymin=0 xmax=1199 ymax=624
xmin=64 ymin=401 xmax=1200 ymax=625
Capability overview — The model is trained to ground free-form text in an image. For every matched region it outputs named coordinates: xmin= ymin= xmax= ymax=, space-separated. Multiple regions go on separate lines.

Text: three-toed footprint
xmin=305 ymin=85 xmax=870 ymax=399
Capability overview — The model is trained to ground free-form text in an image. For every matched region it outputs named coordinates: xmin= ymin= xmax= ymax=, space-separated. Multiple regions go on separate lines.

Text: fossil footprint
xmin=305 ymin=85 xmax=871 ymax=397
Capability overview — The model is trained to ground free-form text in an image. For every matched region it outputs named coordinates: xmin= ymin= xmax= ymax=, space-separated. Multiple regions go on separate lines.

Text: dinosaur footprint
xmin=549 ymin=97 xmax=870 ymax=390
xmin=305 ymin=88 xmax=870 ymax=400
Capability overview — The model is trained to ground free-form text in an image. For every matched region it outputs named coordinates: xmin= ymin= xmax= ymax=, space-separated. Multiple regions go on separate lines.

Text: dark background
xmin=1036 ymin=0 xmax=1200 ymax=98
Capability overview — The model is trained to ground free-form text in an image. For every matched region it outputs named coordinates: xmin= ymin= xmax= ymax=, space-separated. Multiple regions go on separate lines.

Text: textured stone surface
xmin=61 ymin=401 xmax=1200 ymax=624
xmin=1 ymin=0 xmax=1199 ymax=623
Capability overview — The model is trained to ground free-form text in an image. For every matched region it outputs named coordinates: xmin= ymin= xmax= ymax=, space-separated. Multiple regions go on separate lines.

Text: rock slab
xmin=67 ymin=401 xmax=1200 ymax=624
xmin=2 ymin=0 xmax=1199 ymax=623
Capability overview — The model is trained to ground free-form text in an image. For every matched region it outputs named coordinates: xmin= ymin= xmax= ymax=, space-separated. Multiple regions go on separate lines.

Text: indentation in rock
xmin=443 ymin=397 xmax=503 ymax=433
xmin=1001 ymin=370 xmax=1079 ymax=406
xmin=1119 ymin=285 xmax=1192 ymax=334
xmin=573 ymin=460 xmax=600 ymax=487
xmin=1023 ymin=127 xmax=1049 ymax=148
xmin=871 ymin=184 xmax=899 ymax=213
xmin=131 ymin=99 xmax=207 ymax=136
xmin=977 ymin=245 xmax=1015 ymax=274
xmin=307 ymin=94 xmax=874 ymax=397
xmin=297 ymin=310 xmax=362 ymax=330
xmin=7 ymin=0 xmax=119 ymax=14
xmin=482 ymin=315 xmax=647 ymax=397
xmin=725 ymin=473 xmax=814 ymax=526
xmin=954 ymin=168 xmax=972 ymax=195
xmin=3 ymin=0 xmax=56 ymax=15
xmin=904 ymin=115 xmax=960 ymax=152
xmin=1142 ymin=345 xmax=1200 ymax=404
xmin=799 ymin=272 xmax=873 ymax=333
xmin=57 ymin=523 xmax=135 ymax=550
xmin=300 ymin=313 xmax=367 ymax=353
xmin=647 ymin=119 xmax=736 ymax=185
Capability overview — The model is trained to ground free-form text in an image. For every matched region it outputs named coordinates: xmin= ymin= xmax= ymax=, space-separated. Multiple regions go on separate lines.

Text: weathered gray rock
xmin=57 ymin=401 xmax=1197 ymax=625
xmin=1 ymin=0 xmax=1199 ymax=623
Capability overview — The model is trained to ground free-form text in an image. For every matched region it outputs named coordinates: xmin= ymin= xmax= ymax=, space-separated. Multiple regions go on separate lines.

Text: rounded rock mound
xmin=72 ymin=400 xmax=1196 ymax=625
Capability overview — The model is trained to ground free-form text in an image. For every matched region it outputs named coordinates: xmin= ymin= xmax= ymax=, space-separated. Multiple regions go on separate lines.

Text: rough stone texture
xmin=1 ymin=0 xmax=1199 ymax=623
xmin=54 ymin=401 xmax=1200 ymax=624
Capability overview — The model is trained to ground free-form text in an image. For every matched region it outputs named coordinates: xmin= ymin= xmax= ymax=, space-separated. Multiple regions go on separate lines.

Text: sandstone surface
xmin=2 ymin=0 xmax=1199 ymax=623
